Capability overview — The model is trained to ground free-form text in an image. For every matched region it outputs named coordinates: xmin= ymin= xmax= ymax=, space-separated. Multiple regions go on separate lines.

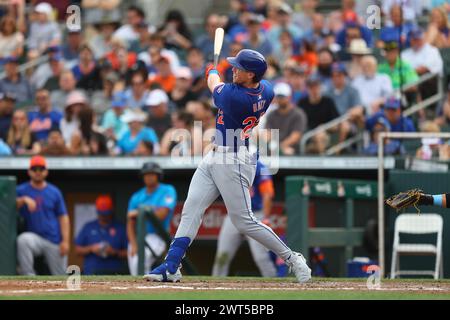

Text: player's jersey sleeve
xmin=53 ymin=187 xmax=68 ymax=217
xmin=212 ymin=83 xmax=233 ymax=112
xmin=127 ymin=192 xmax=140 ymax=212
xmin=159 ymin=185 xmax=177 ymax=211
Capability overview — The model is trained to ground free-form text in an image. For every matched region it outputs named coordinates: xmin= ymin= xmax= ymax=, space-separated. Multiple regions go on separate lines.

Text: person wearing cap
xmin=42 ymin=52 xmax=65 ymax=91
xmin=61 ymin=29 xmax=83 ymax=63
xmin=27 ymin=2 xmax=62 ymax=59
xmin=75 ymin=195 xmax=128 ymax=275
xmin=382 ymin=0 xmax=424 ymax=25
xmin=365 ymin=98 xmax=416 ymax=133
xmin=50 ymin=70 xmax=78 ymax=112
xmin=243 ymin=14 xmax=273 ymax=57
xmin=0 ymin=56 xmax=34 ymax=104
xmin=363 ymin=116 xmax=405 ymax=156
xmin=117 ymin=109 xmax=159 ymax=155
xmin=28 ymin=88 xmax=63 ymax=142
xmin=145 ymin=89 xmax=172 ymax=140
xmin=378 ymin=39 xmax=419 ymax=90
xmin=101 ymin=91 xmax=129 ymax=141
xmin=29 ymin=46 xmax=62 ymax=90
xmin=264 ymin=82 xmax=307 ymax=155
xmin=125 ymin=72 xmax=150 ymax=109
xmin=127 ymin=162 xmax=177 ymax=276
xmin=169 ymin=67 xmax=198 ymax=110
xmin=147 ymin=56 xmax=176 ymax=94
xmin=352 ymin=55 xmax=394 ymax=116
xmin=378 ymin=4 xmax=416 ymax=50
xmin=16 ymin=155 xmax=70 ymax=275
xmin=0 ymin=92 xmax=16 ymax=140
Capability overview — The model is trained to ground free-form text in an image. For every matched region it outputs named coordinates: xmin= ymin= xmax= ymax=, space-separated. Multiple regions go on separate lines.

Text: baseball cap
xmin=49 ymin=52 xmax=62 ymax=62
xmin=95 ymin=195 xmax=113 ymax=215
xmin=2 ymin=56 xmax=19 ymax=64
xmin=0 ymin=92 xmax=17 ymax=101
xmin=274 ymin=82 xmax=292 ymax=97
xmin=34 ymin=2 xmax=53 ymax=16
xmin=111 ymin=91 xmax=128 ymax=108
xmin=306 ymin=74 xmax=321 ymax=86
xmin=278 ymin=3 xmax=293 ymax=15
xmin=145 ymin=89 xmax=169 ymax=106
xmin=65 ymin=91 xmax=87 ymax=107
xmin=409 ymin=26 xmax=424 ymax=39
xmin=331 ymin=63 xmax=347 ymax=75
xmin=45 ymin=45 xmax=61 ymax=54
xmin=384 ymin=98 xmax=401 ymax=110
xmin=29 ymin=155 xmax=47 ymax=169
xmin=248 ymin=14 xmax=264 ymax=25
xmin=120 ymin=109 xmax=147 ymax=123
xmin=175 ymin=66 xmax=193 ymax=79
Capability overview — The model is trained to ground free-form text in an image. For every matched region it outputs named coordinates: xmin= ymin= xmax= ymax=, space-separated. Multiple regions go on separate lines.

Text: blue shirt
xmin=366 ymin=111 xmax=416 ymax=133
xmin=212 ymin=80 xmax=274 ymax=149
xmin=16 ymin=182 xmax=67 ymax=244
xmin=128 ymin=183 xmax=177 ymax=234
xmin=118 ymin=127 xmax=159 ymax=154
xmin=28 ymin=110 xmax=63 ymax=141
xmin=251 ymin=161 xmax=273 ymax=211
xmin=75 ymin=220 xmax=127 ymax=275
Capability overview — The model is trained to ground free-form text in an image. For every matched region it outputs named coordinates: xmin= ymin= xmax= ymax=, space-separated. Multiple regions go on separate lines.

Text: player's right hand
xmin=24 ymin=196 xmax=37 ymax=212
xmin=205 ymin=64 xmax=219 ymax=81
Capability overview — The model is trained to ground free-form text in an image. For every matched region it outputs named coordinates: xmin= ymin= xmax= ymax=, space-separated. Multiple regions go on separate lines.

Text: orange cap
xmin=29 ymin=155 xmax=47 ymax=169
xmin=95 ymin=195 xmax=113 ymax=215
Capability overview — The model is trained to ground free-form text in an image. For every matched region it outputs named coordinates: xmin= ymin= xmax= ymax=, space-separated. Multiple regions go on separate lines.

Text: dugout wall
xmin=0 ymin=176 xmax=17 ymax=275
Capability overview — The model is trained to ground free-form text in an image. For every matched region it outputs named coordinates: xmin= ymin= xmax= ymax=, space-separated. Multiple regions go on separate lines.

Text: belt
xmin=212 ymin=145 xmax=250 ymax=152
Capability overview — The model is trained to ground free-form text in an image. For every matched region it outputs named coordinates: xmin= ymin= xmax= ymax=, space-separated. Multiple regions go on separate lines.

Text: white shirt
xmin=401 ymin=43 xmax=444 ymax=76
xmin=382 ymin=0 xmax=423 ymax=23
xmin=138 ymin=49 xmax=181 ymax=73
xmin=352 ymin=74 xmax=394 ymax=115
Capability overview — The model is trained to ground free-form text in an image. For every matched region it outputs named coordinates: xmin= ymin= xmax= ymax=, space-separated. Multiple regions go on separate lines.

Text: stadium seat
xmin=390 ymin=213 xmax=443 ymax=279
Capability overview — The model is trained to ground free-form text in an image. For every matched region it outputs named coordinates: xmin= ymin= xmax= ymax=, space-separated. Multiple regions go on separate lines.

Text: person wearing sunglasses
xmin=15 ymin=155 xmax=70 ymax=275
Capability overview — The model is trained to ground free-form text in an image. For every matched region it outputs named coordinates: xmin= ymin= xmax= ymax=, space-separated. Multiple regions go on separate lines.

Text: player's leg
xmin=146 ymin=151 xmax=220 ymax=281
xmin=42 ymin=238 xmax=68 ymax=275
xmin=128 ymin=234 xmax=166 ymax=275
xmin=16 ymin=232 xmax=45 ymax=275
xmin=212 ymin=215 xmax=244 ymax=277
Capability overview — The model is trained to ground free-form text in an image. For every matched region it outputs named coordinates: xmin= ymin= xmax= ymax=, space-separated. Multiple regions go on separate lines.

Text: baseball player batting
xmin=144 ymin=48 xmax=311 ymax=283
xmin=212 ymin=160 xmax=277 ymax=277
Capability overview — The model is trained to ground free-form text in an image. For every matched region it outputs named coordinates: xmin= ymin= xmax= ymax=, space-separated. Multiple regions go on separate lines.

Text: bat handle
xmin=213 ymin=54 xmax=219 ymax=68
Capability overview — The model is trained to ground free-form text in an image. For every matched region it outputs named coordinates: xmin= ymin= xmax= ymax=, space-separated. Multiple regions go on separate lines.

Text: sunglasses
xmin=30 ymin=166 xmax=46 ymax=172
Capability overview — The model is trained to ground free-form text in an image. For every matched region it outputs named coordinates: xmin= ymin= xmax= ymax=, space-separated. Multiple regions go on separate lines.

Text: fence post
xmin=137 ymin=207 xmax=147 ymax=275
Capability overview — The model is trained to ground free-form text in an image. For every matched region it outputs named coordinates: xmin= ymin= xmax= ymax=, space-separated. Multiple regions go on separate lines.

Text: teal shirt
xmin=101 ymin=109 xmax=128 ymax=140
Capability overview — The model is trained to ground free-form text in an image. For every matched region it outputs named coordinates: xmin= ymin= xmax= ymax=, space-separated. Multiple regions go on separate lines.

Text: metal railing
xmin=300 ymin=73 xmax=445 ymax=156
xmin=0 ymin=54 xmax=49 ymax=81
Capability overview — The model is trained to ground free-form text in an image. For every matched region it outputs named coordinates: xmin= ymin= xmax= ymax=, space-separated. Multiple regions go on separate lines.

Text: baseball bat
xmin=213 ymin=27 xmax=224 ymax=67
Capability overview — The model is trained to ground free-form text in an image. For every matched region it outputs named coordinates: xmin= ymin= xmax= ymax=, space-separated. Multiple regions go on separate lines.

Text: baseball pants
xmin=175 ymin=147 xmax=292 ymax=261
xmin=128 ymin=233 xmax=166 ymax=276
xmin=212 ymin=210 xmax=277 ymax=277
xmin=17 ymin=232 xmax=68 ymax=276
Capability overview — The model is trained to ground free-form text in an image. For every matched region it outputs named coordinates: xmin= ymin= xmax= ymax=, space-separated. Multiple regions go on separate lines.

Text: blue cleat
xmin=143 ymin=261 xmax=182 ymax=282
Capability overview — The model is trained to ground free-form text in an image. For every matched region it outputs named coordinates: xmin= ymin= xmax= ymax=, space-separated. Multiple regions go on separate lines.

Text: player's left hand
xmin=205 ymin=64 xmax=219 ymax=81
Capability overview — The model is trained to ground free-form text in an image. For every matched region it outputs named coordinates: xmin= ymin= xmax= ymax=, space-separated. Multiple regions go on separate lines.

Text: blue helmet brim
xmin=227 ymin=57 xmax=245 ymax=70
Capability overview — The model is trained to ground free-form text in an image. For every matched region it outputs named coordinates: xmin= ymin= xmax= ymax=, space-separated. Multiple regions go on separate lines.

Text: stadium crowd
xmin=0 ymin=0 xmax=450 ymax=158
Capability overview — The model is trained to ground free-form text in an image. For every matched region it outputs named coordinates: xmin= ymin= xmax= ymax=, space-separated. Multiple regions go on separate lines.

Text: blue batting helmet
xmin=227 ymin=49 xmax=267 ymax=81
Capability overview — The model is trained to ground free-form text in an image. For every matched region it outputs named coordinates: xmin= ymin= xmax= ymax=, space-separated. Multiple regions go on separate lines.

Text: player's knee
xmin=214 ymin=252 xmax=230 ymax=267
xmin=17 ymin=232 xmax=35 ymax=249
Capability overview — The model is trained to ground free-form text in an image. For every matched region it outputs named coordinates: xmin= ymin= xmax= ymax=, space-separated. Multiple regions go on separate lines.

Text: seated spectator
xmin=50 ymin=70 xmax=78 ymax=112
xmin=158 ymin=9 xmax=193 ymax=52
xmin=425 ymin=7 xmax=450 ymax=48
xmin=284 ymin=64 xmax=308 ymax=105
xmin=382 ymin=0 xmax=424 ymax=25
xmin=138 ymin=33 xmax=181 ymax=74
xmin=101 ymin=91 xmax=129 ymax=142
xmin=41 ymin=128 xmax=71 ymax=156
xmin=316 ymin=48 xmax=335 ymax=89
xmin=378 ymin=40 xmax=419 ymax=90
xmin=379 ymin=4 xmax=416 ymax=49
xmin=90 ymin=66 xmax=119 ymax=117
xmin=336 ymin=21 xmax=374 ymax=61
xmin=325 ymin=63 xmax=364 ymax=144
xmin=60 ymin=91 xmax=88 ymax=146
xmin=195 ymin=13 xmax=230 ymax=62
xmin=416 ymin=121 xmax=443 ymax=160
xmin=6 ymin=110 xmax=41 ymax=155
xmin=128 ymin=21 xmax=152 ymax=54
xmin=30 ymin=46 xmax=61 ymax=90
xmin=352 ymin=55 xmax=394 ymax=116
xmin=264 ymin=82 xmax=307 ymax=155
xmin=27 ymin=2 xmax=62 ymax=59
xmin=346 ymin=39 xmax=372 ymax=79
xmin=292 ymin=0 xmax=319 ymax=32
xmin=105 ymin=37 xmax=137 ymax=77
xmin=293 ymin=40 xmax=318 ymax=72
xmin=186 ymin=99 xmax=216 ymax=155
xmin=61 ymin=29 xmax=82 ymax=65
xmin=0 ymin=15 xmax=24 ymax=59
xmin=242 ymin=14 xmax=272 ymax=57
xmin=147 ymin=56 xmax=176 ymax=94
xmin=160 ymin=110 xmax=194 ymax=156
xmin=72 ymin=44 xmax=100 ymax=90
xmin=302 ymin=13 xmax=327 ymax=49
xmin=118 ymin=109 xmax=159 ymax=155
xmin=0 ymin=137 xmax=11 ymax=155
xmin=16 ymin=156 xmax=69 ymax=275
xmin=365 ymin=98 xmax=416 ymax=133
xmin=75 ymin=195 xmax=128 ymax=275
xmin=82 ymin=0 xmax=122 ymax=26
xmin=43 ymin=53 xmax=65 ymax=91
xmin=169 ymin=67 xmax=198 ymax=110
xmin=363 ymin=117 xmax=405 ymax=156
xmin=145 ymin=89 xmax=172 ymax=140
xmin=0 ymin=56 xmax=34 ymax=105
xmin=267 ymin=3 xmax=303 ymax=54
xmin=272 ymin=29 xmax=296 ymax=68
xmin=125 ymin=72 xmax=149 ymax=109
xmin=133 ymin=140 xmax=154 ymax=156
xmin=0 ymin=92 xmax=15 ymax=140
xmin=89 ymin=19 xmax=120 ymax=60
xmin=70 ymin=107 xmax=108 ymax=155
xmin=113 ymin=5 xmax=152 ymax=46
xmin=298 ymin=75 xmax=340 ymax=154
xmin=28 ymin=89 xmax=63 ymax=142
xmin=186 ymin=47 xmax=208 ymax=96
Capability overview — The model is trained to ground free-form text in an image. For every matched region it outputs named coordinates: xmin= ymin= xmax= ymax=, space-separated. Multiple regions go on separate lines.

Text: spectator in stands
xmin=40 ymin=128 xmax=71 ymax=156
xmin=243 ymin=14 xmax=272 ymax=57
xmin=363 ymin=117 xmax=405 ymax=156
xmin=268 ymin=3 xmax=303 ymax=54
xmin=27 ymin=2 xmax=62 ymax=59
xmin=0 ymin=15 xmax=24 ymax=59
xmin=148 ymin=56 xmax=176 ymax=94
xmin=89 ymin=19 xmax=120 ymax=60
xmin=425 ymin=7 xmax=450 ymax=48
xmin=105 ymin=38 xmax=137 ymax=77
xmin=366 ymin=98 xmax=416 ymax=134
xmin=0 ymin=92 xmax=15 ymax=140
xmin=90 ymin=65 xmax=119 ymax=116
xmin=42 ymin=53 xmax=65 ymax=91
xmin=28 ymin=88 xmax=63 ymax=142
xmin=138 ymin=33 xmax=181 ymax=75
xmin=118 ymin=109 xmax=159 ymax=155
xmin=302 ymin=13 xmax=327 ymax=49
xmin=298 ymin=75 xmax=340 ymax=154
xmin=70 ymin=107 xmax=108 ymax=155
xmin=405 ymin=27 xmax=446 ymax=77
xmin=335 ymin=12 xmax=374 ymax=51
xmin=284 ymin=64 xmax=308 ymax=105
xmin=6 ymin=110 xmax=41 ymax=155
xmin=125 ymin=72 xmax=149 ymax=109
xmin=382 ymin=0 xmax=424 ymax=25
xmin=379 ymin=4 xmax=416 ymax=49
xmin=30 ymin=45 xmax=61 ymax=90
xmin=50 ymin=70 xmax=78 ymax=111
xmin=378 ymin=40 xmax=419 ymax=90
xmin=186 ymin=47 xmax=208 ymax=96
xmin=346 ymin=38 xmax=372 ymax=79
xmin=159 ymin=9 xmax=193 ymax=52
xmin=352 ymin=55 xmax=394 ymax=116
xmin=416 ymin=121 xmax=443 ymax=160
xmin=292 ymin=0 xmax=319 ymax=33
xmin=101 ymin=91 xmax=129 ymax=142
xmin=145 ymin=89 xmax=172 ymax=140
xmin=16 ymin=156 xmax=70 ymax=275
xmin=186 ymin=99 xmax=216 ymax=155
xmin=272 ymin=29 xmax=295 ymax=68
xmin=82 ymin=0 xmax=122 ymax=26
xmin=264 ymin=82 xmax=307 ymax=155
xmin=0 ymin=56 xmax=34 ymax=104
xmin=129 ymin=21 xmax=152 ymax=54
xmin=133 ymin=140 xmax=154 ymax=156
xmin=59 ymin=90 xmax=87 ymax=146
xmin=0 ymin=137 xmax=11 ymax=155
xmin=73 ymin=44 xmax=100 ymax=89
xmin=61 ymin=30 xmax=83 ymax=65
xmin=325 ymin=63 xmax=364 ymax=144
xmin=127 ymin=162 xmax=177 ymax=276
xmin=316 ymin=48 xmax=335 ymax=89
xmin=113 ymin=5 xmax=151 ymax=45
xmin=169 ymin=67 xmax=198 ymax=111
xmin=75 ymin=195 xmax=128 ymax=275
xmin=160 ymin=110 xmax=194 ymax=156
xmin=195 ymin=13 xmax=230 ymax=62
